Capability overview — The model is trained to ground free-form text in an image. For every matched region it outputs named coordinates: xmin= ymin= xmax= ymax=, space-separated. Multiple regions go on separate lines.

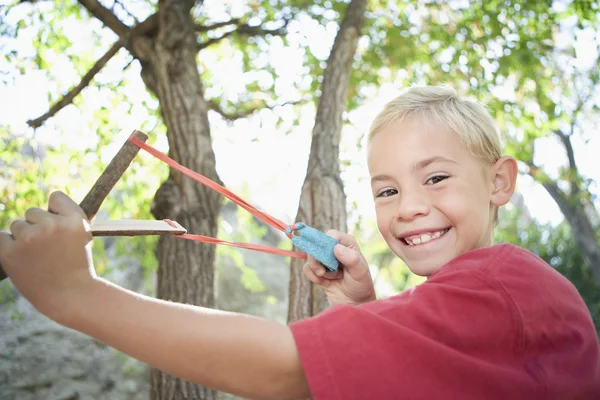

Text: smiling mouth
xmin=399 ymin=228 xmax=450 ymax=246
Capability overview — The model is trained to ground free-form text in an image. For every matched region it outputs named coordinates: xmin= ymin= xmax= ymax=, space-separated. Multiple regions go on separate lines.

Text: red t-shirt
xmin=290 ymin=244 xmax=600 ymax=400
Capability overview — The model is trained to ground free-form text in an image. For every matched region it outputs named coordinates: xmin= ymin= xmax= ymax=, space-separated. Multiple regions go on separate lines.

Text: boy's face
xmin=368 ymin=117 xmax=497 ymax=276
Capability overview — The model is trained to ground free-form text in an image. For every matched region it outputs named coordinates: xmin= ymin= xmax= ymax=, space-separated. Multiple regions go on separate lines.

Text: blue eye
xmin=426 ymin=175 xmax=449 ymax=185
xmin=376 ymin=188 xmax=398 ymax=198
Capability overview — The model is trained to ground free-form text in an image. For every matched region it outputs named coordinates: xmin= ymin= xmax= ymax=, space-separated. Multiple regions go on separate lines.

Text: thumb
xmin=333 ymin=243 xmax=364 ymax=273
xmin=48 ymin=191 xmax=86 ymax=219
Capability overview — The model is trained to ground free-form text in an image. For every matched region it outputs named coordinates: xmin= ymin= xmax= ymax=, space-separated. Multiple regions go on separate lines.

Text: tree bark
xmin=538 ymin=178 xmax=600 ymax=287
xmin=139 ymin=1 xmax=221 ymax=399
xmin=288 ymin=0 xmax=367 ymax=323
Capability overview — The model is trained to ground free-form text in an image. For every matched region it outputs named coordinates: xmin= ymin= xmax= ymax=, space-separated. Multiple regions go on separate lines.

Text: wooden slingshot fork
xmin=0 ymin=130 xmax=186 ymax=281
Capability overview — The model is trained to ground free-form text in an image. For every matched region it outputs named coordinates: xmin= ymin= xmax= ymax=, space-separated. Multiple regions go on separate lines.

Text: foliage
xmin=217 ymin=203 xmax=269 ymax=295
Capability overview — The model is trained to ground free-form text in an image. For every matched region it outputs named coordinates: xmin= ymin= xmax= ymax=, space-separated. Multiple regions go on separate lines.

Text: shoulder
xmin=436 ymin=243 xmax=585 ymax=307
xmin=431 ymin=243 xmax=577 ymax=296
xmin=438 ymin=244 xmax=597 ymax=353
xmin=431 ymin=243 xmax=544 ymax=278
xmin=431 ymin=243 xmax=590 ymax=325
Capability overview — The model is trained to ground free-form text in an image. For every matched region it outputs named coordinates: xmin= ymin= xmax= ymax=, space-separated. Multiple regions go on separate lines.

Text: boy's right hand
xmin=0 ymin=191 xmax=97 ymax=322
xmin=303 ymin=230 xmax=376 ymax=306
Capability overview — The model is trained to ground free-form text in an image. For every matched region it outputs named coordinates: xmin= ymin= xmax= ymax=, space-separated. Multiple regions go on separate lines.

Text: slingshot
xmin=0 ymin=130 xmax=339 ymax=281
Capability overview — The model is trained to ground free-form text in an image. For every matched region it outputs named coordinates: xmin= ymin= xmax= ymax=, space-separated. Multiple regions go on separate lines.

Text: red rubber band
xmin=130 ymin=137 xmax=305 ymax=259
xmin=177 ymin=234 xmax=307 ymax=259
xmin=130 ymin=136 xmax=289 ymax=232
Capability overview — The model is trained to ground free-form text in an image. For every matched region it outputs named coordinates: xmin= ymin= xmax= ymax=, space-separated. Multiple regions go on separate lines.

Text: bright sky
xmin=1 ymin=0 xmax=598 ymax=234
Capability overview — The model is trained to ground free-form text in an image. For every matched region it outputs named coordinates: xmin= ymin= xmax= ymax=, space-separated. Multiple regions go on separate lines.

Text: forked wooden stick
xmin=91 ymin=219 xmax=186 ymax=236
xmin=0 ymin=130 xmax=185 ymax=281
xmin=79 ymin=130 xmax=149 ymax=221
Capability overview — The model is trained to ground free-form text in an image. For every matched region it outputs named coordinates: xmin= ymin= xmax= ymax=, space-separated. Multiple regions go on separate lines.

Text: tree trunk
xmin=540 ymin=180 xmax=600 ymax=287
xmin=139 ymin=1 xmax=221 ymax=399
xmin=288 ymin=0 xmax=367 ymax=323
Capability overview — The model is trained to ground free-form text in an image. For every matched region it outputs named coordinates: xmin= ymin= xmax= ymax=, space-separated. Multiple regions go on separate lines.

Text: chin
xmin=407 ymin=264 xmax=442 ymax=277
xmin=396 ymin=252 xmax=447 ymax=277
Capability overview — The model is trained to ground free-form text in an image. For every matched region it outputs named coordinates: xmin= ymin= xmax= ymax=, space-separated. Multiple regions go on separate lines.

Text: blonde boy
xmin=1 ymin=86 xmax=598 ymax=399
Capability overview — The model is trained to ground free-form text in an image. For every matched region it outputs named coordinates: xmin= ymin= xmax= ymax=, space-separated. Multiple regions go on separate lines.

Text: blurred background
xmin=1 ymin=0 xmax=599 ymax=399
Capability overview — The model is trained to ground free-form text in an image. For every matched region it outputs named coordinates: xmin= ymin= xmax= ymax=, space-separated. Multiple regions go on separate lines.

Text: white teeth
xmin=404 ymin=229 xmax=447 ymax=246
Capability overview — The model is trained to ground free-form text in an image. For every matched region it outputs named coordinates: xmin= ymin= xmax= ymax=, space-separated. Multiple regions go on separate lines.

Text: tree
xmin=288 ymin=0 xmax=367 ymax=321
xmin=1 ymin=0 xmax=365 ymax=398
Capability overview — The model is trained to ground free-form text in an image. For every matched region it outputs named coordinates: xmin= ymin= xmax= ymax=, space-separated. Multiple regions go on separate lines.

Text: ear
xmin=490 ymin=156 xmax=518 ymax=207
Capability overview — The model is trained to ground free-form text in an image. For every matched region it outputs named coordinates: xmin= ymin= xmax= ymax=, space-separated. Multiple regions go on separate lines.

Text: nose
xmin=395 ymin=190 xmax=430 ymax=221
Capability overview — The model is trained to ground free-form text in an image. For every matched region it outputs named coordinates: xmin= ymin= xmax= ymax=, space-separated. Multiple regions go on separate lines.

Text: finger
xmin=326 ymin=229 xmax=359 ymax=250
xmin=0 ymin=232 xmax=15 ymax=255
xmin=307 ymin=256 xmax=343 ymax=281
xmin=303 ymin=262 xmax=324 ymax=285
xmin=322 ymin=268 xmax=343 ymax=280
xmin=333 ymin=243 xmax=363 ymax=272
xmin=9 ymin=219 xmax=32 ymax=240
xmin=25 ymin=207 xmax=50 ymax=224
xmin=48 ymin=191 xmax=86 ymax=219
xmin=306 ymin=256 xmax=327 ymax=277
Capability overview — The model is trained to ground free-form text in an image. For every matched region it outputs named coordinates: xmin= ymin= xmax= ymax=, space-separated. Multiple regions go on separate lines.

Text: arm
xmin=303 ymin=230 xmax=376 ymax=306
xmin=69 ymin=279 xmax=308 ymax=399
xmin=0 ymin=192 xmax=309 ymax=400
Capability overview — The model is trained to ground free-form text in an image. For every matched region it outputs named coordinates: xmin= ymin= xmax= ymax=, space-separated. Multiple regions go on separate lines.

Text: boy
xmin=0 ymin=86 xmax=598 ymax=399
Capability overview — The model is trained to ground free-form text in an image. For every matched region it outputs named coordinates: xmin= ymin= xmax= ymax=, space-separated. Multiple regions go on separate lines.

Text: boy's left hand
xmin=303 ymin=230 xmax=376 ymax=306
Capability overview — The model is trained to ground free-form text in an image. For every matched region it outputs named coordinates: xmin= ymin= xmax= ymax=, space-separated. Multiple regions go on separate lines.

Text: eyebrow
xmin=370 ymin=174 xmax=394 ymax=184
xmin=370 ymin=156 xmax=457 ymax=185
xmin=412 ymin=156 xmax=457 ymax=171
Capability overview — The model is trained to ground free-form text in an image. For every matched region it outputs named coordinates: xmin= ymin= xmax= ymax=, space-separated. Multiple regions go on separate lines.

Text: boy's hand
xmin=303 ymin=230 xmax=376 ymax=306
xmin=0 ymin=191 xmax=96 ymax=321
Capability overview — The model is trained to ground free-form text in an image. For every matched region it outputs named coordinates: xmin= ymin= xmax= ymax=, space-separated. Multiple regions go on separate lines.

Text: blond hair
xmin=369 ymin=85 xmax=502 ymax=225
xmin=369 ymin=85 xmax=502 ymax=165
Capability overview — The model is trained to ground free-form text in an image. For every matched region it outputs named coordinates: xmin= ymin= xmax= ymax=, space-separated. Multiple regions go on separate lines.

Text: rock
xmin=0 ymin=294 xmax=149 ymax=400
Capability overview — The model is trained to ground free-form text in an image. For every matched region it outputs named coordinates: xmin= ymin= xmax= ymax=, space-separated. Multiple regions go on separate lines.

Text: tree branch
xmin=526 ymin=161 xmax=600 ymax=287
xmin=78 ymin=0 xmax=130 ymax=39
xmin=553 ymin=83 xmax=593 ymax=195
xmin=197 ymin=30 xmax=235 ymax=50
xmin=132 ymin=13 xmax=159 ymax=36
xmin=554 ymin=128 xmax=580 ymax=194
xmin=27 ymin=40 xmax=123 ymax=128
xmin=526 ymin=162 xmax=570 ymax=208
xmin=236 ymin=19 xmax=290 ymax=37
xmin=207 ymin=99 xmax=303 ymax=121
xmin=195 ymin=19 xmax=240 ymax=32
xmin=197 ymin=18 xmax=290 ymax=50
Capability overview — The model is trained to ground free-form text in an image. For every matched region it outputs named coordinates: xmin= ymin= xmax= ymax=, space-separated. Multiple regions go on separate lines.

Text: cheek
xmin=437 ymin=185 xmax=483 ymax=222
xmin=374 ymin=205 xmax=392 ymax=234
